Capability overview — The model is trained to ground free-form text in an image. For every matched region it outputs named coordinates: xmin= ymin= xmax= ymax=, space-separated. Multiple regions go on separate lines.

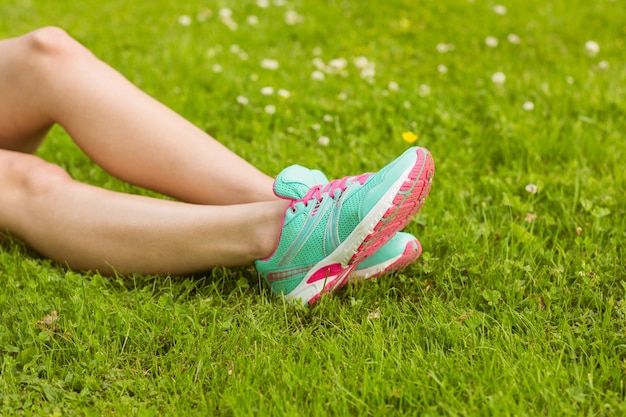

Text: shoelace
xmin=289 ymin=173 xmax=373 ymax=212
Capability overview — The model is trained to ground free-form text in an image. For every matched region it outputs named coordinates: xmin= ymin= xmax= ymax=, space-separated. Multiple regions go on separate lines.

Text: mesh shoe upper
xmin=255 ymin=147 xmax=434 ymax=305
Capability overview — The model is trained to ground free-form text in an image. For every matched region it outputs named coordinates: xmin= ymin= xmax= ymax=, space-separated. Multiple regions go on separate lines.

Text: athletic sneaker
xmin=255 ymin=147 xmax=434 ymax=305
xmin=271 ymin=165 xmax=424 ymax=281
xmin=351 ymin=232 xmax=422 ymax=281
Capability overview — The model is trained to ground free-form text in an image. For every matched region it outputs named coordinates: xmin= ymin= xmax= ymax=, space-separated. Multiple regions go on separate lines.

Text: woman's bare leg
xmin=0 ymin=27 xmax=276 ymax=205
xmin=0 ymin=149 xmax=286 ymax=275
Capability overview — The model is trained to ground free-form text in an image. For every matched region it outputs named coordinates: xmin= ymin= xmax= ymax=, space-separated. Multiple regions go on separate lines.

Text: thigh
xmin=0 ymin=33 xmax=53 ymax=153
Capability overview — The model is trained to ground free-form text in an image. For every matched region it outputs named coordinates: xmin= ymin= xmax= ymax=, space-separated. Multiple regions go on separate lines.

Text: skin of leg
xmin=0 ymin=27 xmax=277 ymax=205
xmin=0 ymin=149 xmax=287 ymax=275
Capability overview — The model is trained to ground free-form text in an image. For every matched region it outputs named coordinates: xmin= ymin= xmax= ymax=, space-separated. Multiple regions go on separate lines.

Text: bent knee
xmin=22 ymin=26 xmax=84 ymax=59
xmin=2 ymin=153 xmax=71 ymax=197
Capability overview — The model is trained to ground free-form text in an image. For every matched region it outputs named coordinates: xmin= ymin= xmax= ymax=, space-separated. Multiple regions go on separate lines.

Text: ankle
xmin=253 ymin=200 xmax=289 ymax=260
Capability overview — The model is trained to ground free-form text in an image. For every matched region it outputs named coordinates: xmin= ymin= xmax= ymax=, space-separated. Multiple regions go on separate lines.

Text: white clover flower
xmin=436 ymin=43 xmax=454 ymax=53
xmin=223 ymin=19 xmax=238 ymax=31
xmin=312 ymin=47 xmax=323 ymax=56
xmin=274 ymin=0 xmax=286 ymax=6
xmin=261 ymin=58 xmax=279 ymax=70
xmin=238 ymin=52 xmax=249 ymax=61
xmin=219 ymin=9 xmax=237 ymax=31
xmin=236 ymin=95 xmax=249 ymax=105
xmin=507 ymin=33 xmax=521 ymax=44
xmin=585 ymin=40 xmax=600 ymax=57
xmin=525 ymin=183 xmax=538 ymax=194
xmin=312 ymin=57 xmax=326 ymax=70
xmin=311 ymin=70 xmax=325 ymax=80
xmin=485 ymin=36 xmax=499 ymax=48
xmin=329 ymin=58 xmax=348 ymax=72
xmin=260 ymin=86 xmax=274 ymax=95
xmin=212 ymin=64 xmax=223 ymax=73
xmin=311 ymin=123 xmax=321 ymax=131
xmin=250 ymin=73 xmax=259 ymax=81
xmin=178 ymin=15 xmax=192 ymax=26
xmin=523 ymin=101 xmax=535 ymax=111
xmin=491 ymin=71 xmax=506 ymax=84
xmin=278 ymin=89 xmax=291 ymax=98
xmin=337 ymin=92 xmax=348 ymax=100
xmin=598 ymin=60 xmax=609 ymax=70
xmin=318 ymin=136 xmax=330 ymax=146
xmin=256 ymin=0 xmax=270 ymax=7
xmin=353 ymin=56 xmax=370 ymax=70
xmin=354 ymin=56 xmax=376 ymax=81
xmin=323 ymin=114 xmax=333 ymax=122
xmin=229 ymin=44 xmax=241 ymax=54
xmin=493 ymin=4 xmax=507 ymax=15
xmin=437 ymin=64 xmax=448 ymax=74
xmin=403 ymin=101 xmax=411 ymax=109
xmin=264 ymin=104 xmax=276 ymax=115
xmin=246 ymin=15 xmax=259 ymax=25
xmin=419 ymin=84 xmax=431 ymax=96
xmin=284 ymin=10 xmax=304 ymax=25
xmin=388 ymin=81 xmax=399 ymax=91
xmin=360 ymin=66 xmax=376 ymax=80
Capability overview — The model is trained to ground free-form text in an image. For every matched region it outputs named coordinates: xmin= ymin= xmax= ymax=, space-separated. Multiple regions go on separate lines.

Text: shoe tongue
xmin=274 ymin=165 xmax=329 ymax=200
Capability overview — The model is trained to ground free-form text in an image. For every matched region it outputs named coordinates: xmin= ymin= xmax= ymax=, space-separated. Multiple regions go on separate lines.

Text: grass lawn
xmin=1 ymin=0 xmax=625 ymax=415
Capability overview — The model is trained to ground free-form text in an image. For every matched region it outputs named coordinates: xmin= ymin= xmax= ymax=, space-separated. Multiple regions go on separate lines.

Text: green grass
xmin=1 ymin=0 xmax=626 ymax=415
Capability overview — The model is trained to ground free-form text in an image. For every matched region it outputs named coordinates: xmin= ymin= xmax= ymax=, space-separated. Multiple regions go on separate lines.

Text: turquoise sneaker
xmin=351 ymin=232 xmax=422 ymax=281
xmin=255 ymin=147 xmax=434 ymax=305
xmin=270 ymin=165 xmax=424 ymax=281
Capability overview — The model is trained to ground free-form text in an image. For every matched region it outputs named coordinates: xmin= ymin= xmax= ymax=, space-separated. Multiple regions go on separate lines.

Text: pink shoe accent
xmin=349 ymin=148 xmax=434 ymax=266
xmin=395 ymin=239 xmax=423 ymax=268
xmin=365 ymin=239 xmax=422 ymax=280
xmin=306 ymin=263 xmax=344 ymax=284
xmin=307 ymin=264 xmax=357 ymax=305
xmin=289 ymin=173 xmax=373 ymax=212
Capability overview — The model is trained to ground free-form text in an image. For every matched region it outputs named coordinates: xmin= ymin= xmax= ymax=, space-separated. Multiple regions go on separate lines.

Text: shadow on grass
xmin=0 ymin=233 xmax=266 ymax=305
xmin=1 ymin=233 xmax=438 ymax=329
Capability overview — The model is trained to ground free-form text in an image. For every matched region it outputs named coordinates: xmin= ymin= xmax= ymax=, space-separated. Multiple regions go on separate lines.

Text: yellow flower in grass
xmin=402 ymin=131 xmax=418 ymax=143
